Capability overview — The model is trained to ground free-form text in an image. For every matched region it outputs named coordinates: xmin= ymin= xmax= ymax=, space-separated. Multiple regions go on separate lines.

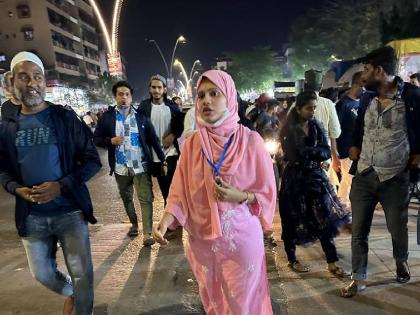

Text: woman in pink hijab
xmin=153 ymin=70 xmax=276 ymax=315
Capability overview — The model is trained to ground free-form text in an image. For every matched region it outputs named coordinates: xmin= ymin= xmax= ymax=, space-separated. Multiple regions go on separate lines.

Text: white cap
xmin=10 ymin=51 xmax=44 ymax=74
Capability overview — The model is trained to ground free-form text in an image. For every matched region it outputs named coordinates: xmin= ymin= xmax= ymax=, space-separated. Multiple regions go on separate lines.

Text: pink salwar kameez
xmin=186 ymin=205 xmax=272 ymax=315
xmin=165 ymin=70 xmax=276 ymax=315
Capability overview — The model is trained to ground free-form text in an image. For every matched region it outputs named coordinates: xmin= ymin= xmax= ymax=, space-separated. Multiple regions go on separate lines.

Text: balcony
xmin=78 ymin=8 xmax=96 ymax=32
xmin=52 ymin=32 xmax=82 ymax=55
xmin=46 ymin=0 xmax=78 ymax=24
xmin=50 ymin=24 xmax=81 ymax=44
xmin=55 ymin=61 xmax=81 ymax=76
xmin=48 ymin=8 xmax=79 ymax=37
xmin=77 ymin=0 xmax=93 ymax=15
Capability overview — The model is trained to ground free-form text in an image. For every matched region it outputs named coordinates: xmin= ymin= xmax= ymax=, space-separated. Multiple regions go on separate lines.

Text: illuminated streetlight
xmin=174 ymin=59 xmax=189 ymax=85
xmin=145 ymin=39 xmax=169 ymax=76
xmin=189 ymin=60 xmax=200 ymax=79
xmin=169 ymin=36 xmax=186 ymax=77
xmin=174 ymin=59 xmax=202 ymax=102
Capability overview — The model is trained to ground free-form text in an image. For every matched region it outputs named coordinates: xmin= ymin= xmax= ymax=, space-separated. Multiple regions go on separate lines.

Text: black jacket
xmin=139 ymin=98 xmax=184 ymax=152
xmin=93 ymin=106 xmax=165 ymax=175
xmin=0 ymin=103 xmax=102 ymax=236
xmin=1 ymin=100 xmax=21 ymax=121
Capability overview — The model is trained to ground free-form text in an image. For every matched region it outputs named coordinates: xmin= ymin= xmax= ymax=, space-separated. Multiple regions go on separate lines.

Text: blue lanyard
xmin=203 ymin=134 xmax=234 ymax=177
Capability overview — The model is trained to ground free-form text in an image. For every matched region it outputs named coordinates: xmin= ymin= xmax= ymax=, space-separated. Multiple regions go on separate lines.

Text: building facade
xmin=0 ymin=0 xmax=103 ymax=85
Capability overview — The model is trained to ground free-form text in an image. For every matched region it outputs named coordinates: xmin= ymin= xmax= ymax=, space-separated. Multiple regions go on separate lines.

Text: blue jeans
xmin=22 ymin=210 xmax=93 ymax=315
xmin=350 ymin=169 xmax=409 ymax=280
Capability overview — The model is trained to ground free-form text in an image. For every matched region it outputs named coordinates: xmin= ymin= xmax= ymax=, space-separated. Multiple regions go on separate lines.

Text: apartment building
xmin=0 ymin=0 xmax=105 ymax=84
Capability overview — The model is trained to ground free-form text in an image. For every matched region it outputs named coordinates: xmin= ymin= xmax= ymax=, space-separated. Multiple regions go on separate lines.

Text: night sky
xmin=99 ymin=0 xmax=324 ymax=99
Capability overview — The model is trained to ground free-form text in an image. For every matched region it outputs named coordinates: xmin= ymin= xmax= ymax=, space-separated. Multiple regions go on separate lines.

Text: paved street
xmin=0 ymin=148 xmax=419 ymax=315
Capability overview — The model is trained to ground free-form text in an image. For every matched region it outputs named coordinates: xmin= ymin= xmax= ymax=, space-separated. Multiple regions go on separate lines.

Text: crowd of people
xmin=0 ymin=46 xmax=419 ymax=314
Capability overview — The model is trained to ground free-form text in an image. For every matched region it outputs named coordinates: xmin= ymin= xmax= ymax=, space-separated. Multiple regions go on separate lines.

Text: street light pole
xmin=145 ymin=39 xmax=169 ymax=77
xmin=189 ymin=60 xmax=200 ymax=80
xmin=169 ymin=36 xmax=186 ymax=77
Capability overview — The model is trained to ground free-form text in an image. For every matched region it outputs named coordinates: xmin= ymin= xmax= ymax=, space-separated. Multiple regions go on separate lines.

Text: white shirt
xmin=182 ymin=106 xmax=196 ymax=138
xmin=314 ymin=93 xmax=341 ymax=141
xmin=150 ymin=102 xmax=177 ymax=162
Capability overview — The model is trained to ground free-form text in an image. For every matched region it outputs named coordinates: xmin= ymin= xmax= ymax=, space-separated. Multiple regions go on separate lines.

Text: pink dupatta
xmin=165 ymin=70 xmax=276 ymax=239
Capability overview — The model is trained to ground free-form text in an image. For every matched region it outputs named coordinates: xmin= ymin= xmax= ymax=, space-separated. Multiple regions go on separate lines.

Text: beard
xmin=362 ymin=77 xmax=381 ymax=93
xmin=15 ymin=87 xmax=45 ymax=107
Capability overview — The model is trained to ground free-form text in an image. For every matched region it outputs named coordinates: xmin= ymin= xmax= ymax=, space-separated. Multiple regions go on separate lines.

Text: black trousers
xmin=154 ymin=155 xmax=179 ymax=205
xmin=284 ymin=235 xmax=339 ymax=264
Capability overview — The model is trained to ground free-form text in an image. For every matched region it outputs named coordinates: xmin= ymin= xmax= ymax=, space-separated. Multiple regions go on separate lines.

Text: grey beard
xmin=15 ymin=89 xmax=45 ymax=107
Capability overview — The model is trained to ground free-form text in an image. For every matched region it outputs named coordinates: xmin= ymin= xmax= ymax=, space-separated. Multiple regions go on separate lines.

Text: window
xmin=21 ymin=26 xmax=34 ymax=41
xmin=17 ymin=4 xmax=31 ymax=18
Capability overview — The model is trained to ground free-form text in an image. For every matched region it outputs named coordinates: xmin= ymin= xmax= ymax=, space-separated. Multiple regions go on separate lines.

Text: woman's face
xmin=197 ymin=78 xmax=228 ymax=124
xmin=297 ymin=100 xmax=316 ymax=121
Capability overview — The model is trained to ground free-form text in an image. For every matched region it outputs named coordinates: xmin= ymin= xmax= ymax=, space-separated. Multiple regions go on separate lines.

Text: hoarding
xmin=107 ymin=51 xmax=123 ymax=77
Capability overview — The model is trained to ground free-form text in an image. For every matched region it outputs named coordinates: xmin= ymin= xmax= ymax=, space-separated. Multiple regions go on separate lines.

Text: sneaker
xmin=143 ymin=234 xmax=155 ymax=246
xmin=127 ymin=225 xmax=139 ymax=237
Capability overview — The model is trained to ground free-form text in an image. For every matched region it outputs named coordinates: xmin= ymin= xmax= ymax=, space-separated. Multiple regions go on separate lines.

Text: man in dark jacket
xmin=94 ymin=81 xmax=166 ymax=245
xmin=139 ymin=74 xmax=183 ymax=206
xmin=0 ymin=51 xmax=101 ymax=314
xmin=341 ymin=46 xmax=420 ymax=298
xmin=1 ymin=70 xmax=21 ymax=120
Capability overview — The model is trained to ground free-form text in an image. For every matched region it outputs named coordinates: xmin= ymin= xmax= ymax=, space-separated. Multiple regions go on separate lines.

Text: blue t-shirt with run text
xmin=16 ymin=107 xmax=77 ymax=215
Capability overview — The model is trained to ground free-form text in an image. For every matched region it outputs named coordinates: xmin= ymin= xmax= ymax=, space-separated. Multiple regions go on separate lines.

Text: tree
xmin=86 ymin=72 xmax=120 ymax=106
xmin=381 ymin=0 xmax=420 ymax=44
xmin=223 ymin=47 xmax=283 ymax=94
xmin=287 ymin=0 xmax=399 ymax=79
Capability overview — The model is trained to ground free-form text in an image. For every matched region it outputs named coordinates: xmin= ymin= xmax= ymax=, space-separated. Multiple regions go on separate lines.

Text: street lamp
xmin=174 ymin=59 xmax=189 ymax=85
xmin=174 ymin=59 xmax=201 ymax=102
xmin=189 ymin=59 xmax=200 ymax=80
xmin=169 ymin=36 xmax=186 ymax=77
xmin=145 ymin=38 xmax=169 ymax=76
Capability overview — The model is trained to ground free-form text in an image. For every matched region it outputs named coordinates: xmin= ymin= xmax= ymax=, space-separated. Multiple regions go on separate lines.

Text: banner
xmin=107 ymin=51 xmax=123 ymax=77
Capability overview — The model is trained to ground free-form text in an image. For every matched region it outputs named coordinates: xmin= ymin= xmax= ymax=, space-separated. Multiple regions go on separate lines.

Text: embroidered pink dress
xmin=165 ymin=70 xmax=276 ymax=315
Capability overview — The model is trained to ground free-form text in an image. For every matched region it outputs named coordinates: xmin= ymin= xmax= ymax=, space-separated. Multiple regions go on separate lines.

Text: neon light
xmin=111 ymin=0 xmax=123 ymax=52
xmin=89 ymin=0 xmax=112 ymax=52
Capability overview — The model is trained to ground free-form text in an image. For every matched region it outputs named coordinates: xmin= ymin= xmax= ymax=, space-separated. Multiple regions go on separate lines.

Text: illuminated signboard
xmin=107 ymin=51 xmax=123 ymax=76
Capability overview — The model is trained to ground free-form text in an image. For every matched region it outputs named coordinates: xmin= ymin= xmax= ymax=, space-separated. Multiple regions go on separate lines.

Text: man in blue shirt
xmin=0 ymin=52 xmax=101 ymax=314
xmin=335 ymin=71 xmax=363 ymax=208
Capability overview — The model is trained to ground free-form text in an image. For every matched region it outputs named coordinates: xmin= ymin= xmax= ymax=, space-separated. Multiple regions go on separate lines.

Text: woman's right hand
xmin=152 ymin=213 xmax=175 ymax=245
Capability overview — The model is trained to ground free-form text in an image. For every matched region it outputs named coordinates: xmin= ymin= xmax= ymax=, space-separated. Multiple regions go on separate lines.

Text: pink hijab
xmin=165 ymin=70 xmax=275 ymax=239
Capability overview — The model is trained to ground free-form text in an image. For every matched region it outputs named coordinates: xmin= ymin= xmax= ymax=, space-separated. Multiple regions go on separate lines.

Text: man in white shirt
xmin=139 ymin=75 xmax=183 ymax=206
xmin=305 ymin=69 xmax=341 ymax=176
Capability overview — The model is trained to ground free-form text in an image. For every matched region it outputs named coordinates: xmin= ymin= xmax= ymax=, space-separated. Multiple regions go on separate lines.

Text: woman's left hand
xmin=214 ymin=177 xmax=247 ymax=203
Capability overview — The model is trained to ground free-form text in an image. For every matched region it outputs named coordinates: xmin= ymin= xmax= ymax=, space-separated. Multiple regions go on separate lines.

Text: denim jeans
xmin=350 ymin=169 xmax=409 ymax=280
xmin=115 ymin=172 xmax=154 ymax=234
xmin=22 ymin=210 xmax=93 ymax=315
